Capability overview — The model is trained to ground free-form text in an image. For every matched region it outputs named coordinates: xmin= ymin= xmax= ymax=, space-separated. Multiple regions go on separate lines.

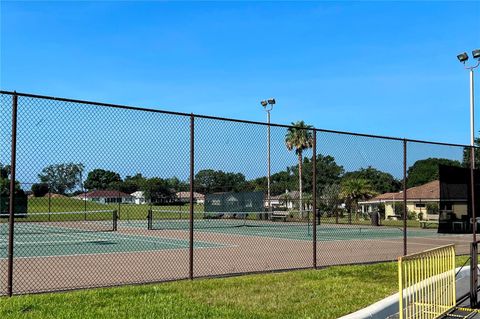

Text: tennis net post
xmin=113 ymin=209 xmax=118 ymax=231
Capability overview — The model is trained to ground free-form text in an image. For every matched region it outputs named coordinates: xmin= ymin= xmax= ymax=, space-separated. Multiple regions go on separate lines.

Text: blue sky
xmin=0 ymin=1 xmax=479 ymax=183
xmin=1 ymin=1 xmax=479 ymax=145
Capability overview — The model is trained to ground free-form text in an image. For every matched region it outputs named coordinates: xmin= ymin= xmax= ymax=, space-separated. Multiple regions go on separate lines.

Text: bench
xmin=419 ymin=214 xmax=439 ymax=228
xmin=271 ymin=211 xmax=289 ymax=222
xmin=387 ymin=214 xmax=402 ymax=221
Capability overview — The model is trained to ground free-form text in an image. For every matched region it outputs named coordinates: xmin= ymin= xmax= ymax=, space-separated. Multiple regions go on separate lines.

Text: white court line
xmin=0 ymin=244 xmax=238 ymax=260
xmin=13 ymin=239 xmax=114 ymax=246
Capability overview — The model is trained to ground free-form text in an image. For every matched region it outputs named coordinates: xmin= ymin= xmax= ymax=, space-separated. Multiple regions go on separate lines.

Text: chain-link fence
xmin=0 ymin=91 xmax=478 ymax=296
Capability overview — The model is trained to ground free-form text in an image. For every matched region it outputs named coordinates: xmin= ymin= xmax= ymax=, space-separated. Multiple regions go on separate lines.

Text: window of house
xmin=441 ymin=203 xmax=453 ymax=211
xmin=105 ymin=197 xmax=121 ymax=204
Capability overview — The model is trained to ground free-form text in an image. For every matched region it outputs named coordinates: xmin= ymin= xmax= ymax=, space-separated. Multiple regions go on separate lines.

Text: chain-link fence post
xmin=7 ymin=92 xmax=18 ymax=297
xmin=189 ymin=114 xmax=195 ymax=280
xmin=403 ymin=139 xmax=407 ymax=256
xmin=312 ymin=130 xmax=317 ymax=269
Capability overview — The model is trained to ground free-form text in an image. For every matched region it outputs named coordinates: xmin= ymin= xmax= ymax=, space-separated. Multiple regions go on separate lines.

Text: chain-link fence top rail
xmin=0 ymin=90 xmax=478 ymax=296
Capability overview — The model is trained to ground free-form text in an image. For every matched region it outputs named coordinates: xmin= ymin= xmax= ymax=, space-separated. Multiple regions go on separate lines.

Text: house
xmin=176 ymin=191 xmax=204 ymax=204
xmin=358 ymin=180 xmax=468 ymax=220
xmin=175 ymin=192 xmax=205 ymax=204
xmin=75 ymin=190 xmax=134 ymax=204
xmin=131 ymin=191 xmax=147 ymax=205
xmin=267 ymin=191 xmax=311 ymax=210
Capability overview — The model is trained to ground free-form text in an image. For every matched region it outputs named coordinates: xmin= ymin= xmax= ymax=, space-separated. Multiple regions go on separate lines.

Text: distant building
xmin=74 ymin=190 xmax=134 ymax=204
xmin=131 ymin=191 xmax=147 ymax=205
xmin=268 ymin=191 xmax=304 ymax=210
xmin=358 ymin=180 xmax=467 ymax=220
xmin=176 ymin=191 xmax=205 ymax=204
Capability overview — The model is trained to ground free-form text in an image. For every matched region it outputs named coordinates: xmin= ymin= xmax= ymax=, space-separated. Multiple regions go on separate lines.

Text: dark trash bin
xmin=371 ymin=210 xmax=380 ymax=226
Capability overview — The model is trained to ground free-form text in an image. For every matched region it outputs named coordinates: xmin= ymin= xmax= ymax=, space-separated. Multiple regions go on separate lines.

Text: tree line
xmin=1 ymin=122 xmax=474 ymax=213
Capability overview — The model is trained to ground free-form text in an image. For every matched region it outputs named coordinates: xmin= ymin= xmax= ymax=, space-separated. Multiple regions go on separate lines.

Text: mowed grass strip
xmin=25 ymin=197 xmax=203 ymax=220
xmin=0 ymin=257 xmax=470 ymax=319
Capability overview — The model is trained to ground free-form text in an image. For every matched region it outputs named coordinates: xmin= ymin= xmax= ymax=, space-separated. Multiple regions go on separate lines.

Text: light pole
xmin=457 ymin=49 xmax=480 ymax=240
xmin=261 ymin=98 xmax=276 ymax=216
xmin=458 ymin=48 xmax=480 ymax=309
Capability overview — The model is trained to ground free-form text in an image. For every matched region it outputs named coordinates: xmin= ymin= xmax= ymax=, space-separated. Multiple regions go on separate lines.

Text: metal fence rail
xmin=0 ymin=90 xmax=478 ymax=296
xmin=398 ymin=245 xmax=456 ymax=319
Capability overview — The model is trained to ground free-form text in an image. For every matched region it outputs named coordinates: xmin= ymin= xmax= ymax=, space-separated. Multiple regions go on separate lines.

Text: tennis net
xmin=147 ymin=210 xmax=312 ymax=231
xmin=0 ymin=210 xmax=118 ymax=235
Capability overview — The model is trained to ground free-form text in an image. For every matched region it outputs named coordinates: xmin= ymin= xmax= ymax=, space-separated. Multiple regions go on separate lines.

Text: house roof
xmin=362 ymin=180 xmax=462 ymax=203
xmin=84 ymin=190 xmax=133 ymax=198
xmin=271 ymin=191 xmax=301 ymax=200
xmin=176 ymin=191 xmax=204 ymax=200
xmin=364 ymin=180 xmax=438 ymax=203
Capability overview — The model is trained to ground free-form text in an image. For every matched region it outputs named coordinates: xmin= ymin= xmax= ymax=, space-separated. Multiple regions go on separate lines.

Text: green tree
xmin=319 ymin=183 xmax=342 ymax=221
xmin=302 ymin=154 xmax=345 ymax=197
xmin=194 ymin=169 xmax=248 ymax=194
xmin=142 ymin=177 xmax=175 ymax=204
xmin=340 ymin=178 xmax=377 ymax=222
xmin=0 ymin=164 xmax=11 ymax=196
xmin=166 ymin=177 xmax=189 ymax=192
xmin=248 ymin=170 xmax=296 ymax=196
xmin=120 ymin=173 xmax=146 ymax=194
xmin=84 ymin=169 xmax=122 ymax=191
xmin=31 ymin=183 xmax=49 ymax=197
xmin=285 ymin=121 xmax=314 ymax=214
xmin=462 ymin=133 xmax=480 ymax=167
xmin=342 ymin=166 xmax=401 ymax=194
xmin=0 ymin=163 xmax=21 ymax=196
xmin=407 ymin=158 xmax=461 ymax=188
xmin=38 ymin=163 xmax=84 ymax=195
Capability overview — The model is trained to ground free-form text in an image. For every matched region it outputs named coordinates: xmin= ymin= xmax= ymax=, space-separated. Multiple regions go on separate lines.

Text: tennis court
xmin=0 ymin=211 xmax=224 ymax=259
xmin=0 ymin=209 xmax=475 ymax=295
xmin=144 ymin=210 xmax=468 ymax=241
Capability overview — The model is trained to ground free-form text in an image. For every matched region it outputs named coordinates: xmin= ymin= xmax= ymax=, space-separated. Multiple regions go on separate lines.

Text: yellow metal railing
xmin=398 ymin=245 xmax=456 ymax=319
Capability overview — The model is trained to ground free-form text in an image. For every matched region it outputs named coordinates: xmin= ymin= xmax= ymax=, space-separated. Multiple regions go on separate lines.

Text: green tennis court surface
xmin=131 ymin=218 xmax=462 ymax=241
xmin=0 ymin=223 xmax=224 ymax=258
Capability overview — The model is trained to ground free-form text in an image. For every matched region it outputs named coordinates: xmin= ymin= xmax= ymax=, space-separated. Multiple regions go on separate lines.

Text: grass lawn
xmin=25 ymin=197 xmax=203 ymax=220
xmin=0 ymin=257 xmax=470 ymax=319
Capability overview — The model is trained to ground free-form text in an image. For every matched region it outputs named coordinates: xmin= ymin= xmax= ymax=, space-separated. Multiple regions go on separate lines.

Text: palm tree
xmin=340 ymin=178 xmax=377 ymax=223
xmin=285 ymin=121 xmax=313 ymax=216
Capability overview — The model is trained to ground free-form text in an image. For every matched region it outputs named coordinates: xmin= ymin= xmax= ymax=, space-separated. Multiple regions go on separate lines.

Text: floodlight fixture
xmin=261 ymin=100 xmax=268 ymax=107
xmin=267 ymin=98 xmax=276 ymax=105
xmin=457 ymin=48 xmax=480 ymax=247
xmin=473 ymin=49 xmax=480 ymax=60
xmin=457 ymin=52 xmax=469 ymax=63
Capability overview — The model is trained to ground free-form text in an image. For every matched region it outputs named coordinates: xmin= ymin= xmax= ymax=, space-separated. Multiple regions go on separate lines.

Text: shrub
xmin=426 ymin=203 xmax=439 ymax=215
xmin=394 ymin=202 xmax=404 ymax=216
xmin=407 ymin=210 xmax=417 ymax=220
xmin=377 ymin=203 xmax=386 ymax=220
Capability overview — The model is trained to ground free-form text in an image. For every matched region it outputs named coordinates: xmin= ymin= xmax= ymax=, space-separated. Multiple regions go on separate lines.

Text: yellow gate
xmin=398 ymin=245 xmax=456 ymax=319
